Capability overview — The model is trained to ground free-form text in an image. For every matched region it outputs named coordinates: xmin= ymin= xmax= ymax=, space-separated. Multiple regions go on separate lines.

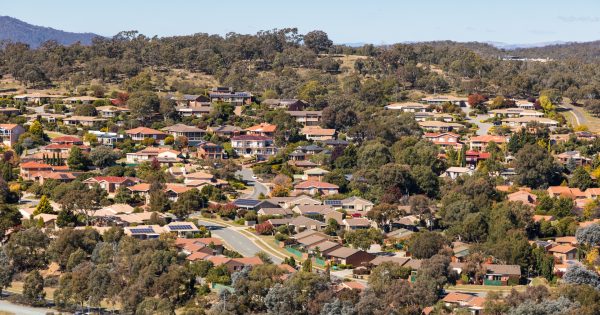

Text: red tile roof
xmin=125 ymin=127 xmax=166 ymax=135
xmin=295 ymin=180 xmax=339 ymax=189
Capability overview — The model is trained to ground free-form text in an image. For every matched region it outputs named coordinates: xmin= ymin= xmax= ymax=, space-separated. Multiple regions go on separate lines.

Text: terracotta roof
xmin=51 ymin=135 xmax=82 ymax=143
xmin=245 ymin=123 xmax=277 ymax=133
xmin=549 ymin=244 xmax=577 ymax=254
xmin=125 ymin=127 xmax=166 ymax=135
xmin=294 ymin=180 xmax=339 ymax=189
xmin=85 ymin=176 xmax=139 ymax=184
xmin=0 ymin=124 xmax=20 ymax=130
xmin=469 ymin=135 xmax=508 ymax=143
xmin=186 ymin=252 xmax=212 ymax=261
xmin=20 ymin=161 xmax=52 ymax=169
xmin=231 ymin=135 xmax=272 ymax=141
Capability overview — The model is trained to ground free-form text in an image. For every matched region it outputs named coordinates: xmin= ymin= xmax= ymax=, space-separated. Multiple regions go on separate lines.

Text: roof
xmin=289 ymin=216 xmax=327 ymax=227
xmin=328 ymin=247 xmax=361 ymax=258
xmin=293 ymin=229 xmax=323 ymax=240
xmin=0 ymin=124 xmax=20 ymax=130
xmin=51 ymin=136 xmax=82 ymax=143
xmin=20 ymin=161 xmax=52 ymax=169
xmin=343 ymin=218 xmax=371 ymax=227
xmin=369 ymin=256 xmax=411 ymax=266
xmin=125 ymin=127 xmax=166 ymax=135
xmin=85 ymin=176 xmax=139 ymax=184
xmin=162 ymin=124 xmax=205 ymax=133
xmin=245 ymin=123 xmax=277 ymax=133
xmin=231 ymin=135 xmax=273 ymax=141
xmin=483 ymin=264 xmax=521 ymax=276
xmin=297 ymin=234 xmax=328 ymax=246
xmin=286 ymin=110 xmax=323 ymax=117
xmin=301 ymin=126 xmax=336 ymax=136
xmin=128 ymin=183 xmax=150 ymax=192
xmin=294 ymin=181 xmax=339 ymax=189
xmin=549 ymin=244 xmax=577 ymax=254
xmin=304 ymin=167 xmax=330 ymax=175
xmin=293 ymin=205 xmax=333 ymax=215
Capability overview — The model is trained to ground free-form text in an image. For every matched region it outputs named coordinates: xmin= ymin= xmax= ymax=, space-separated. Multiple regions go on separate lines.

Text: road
xmin=559 ymin=103 xmax=585 ymax=127
xmin=461 ymin=106 xmax=493 ymax=135
xmin=235 ymin=168 xmax=269 ymax=199
xmin=196 ymin=219 xmax=283 ymax=264
xmin=0 ymin=299 xmax=56 ymax=315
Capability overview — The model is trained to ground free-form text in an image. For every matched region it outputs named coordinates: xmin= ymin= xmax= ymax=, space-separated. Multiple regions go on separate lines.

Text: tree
xmin=28 ymin=120 xmax=44 ymax=138
xmin=74 ymin=104 xmax=97 ymax=116
xmin=0 ymin=205 xmax=21 ymax=241
xmin=303 ymin=30 xmax=333 ymax=53
xmin=128 ymin=91 xmax=160 ymax=120
xmin=408 ymin=231 xmax=447 ymax=259
xmin=570 ymin=166 xmax=595 ymax=191
xmin=89 ymin=145 xmax=120 ymax=168
xmin=22 ymin=270 xmax=45 ymax=306
xmin=0 ymin=248 xmax=14 ymax=294
xmin=34 ymin=195 xmax=54 ymax=215
xmin=5 ymin=228 xmax=49 ymax=272
xmin=514 ymin=144 xmax=561 ymax=189
xmin=67 ymin=146 xmax=90 ymax=171
xmin=344 ymin=228 xmax=383 ymax=251
xmin=576 ymin=224 xmax=600 ymax=247
xmin=171 ymin=188 xmax=205 ymax=219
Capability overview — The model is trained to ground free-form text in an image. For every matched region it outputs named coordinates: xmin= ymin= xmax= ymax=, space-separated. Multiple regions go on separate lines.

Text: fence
xmin=285 ymin=246 xmax=303 ymax=258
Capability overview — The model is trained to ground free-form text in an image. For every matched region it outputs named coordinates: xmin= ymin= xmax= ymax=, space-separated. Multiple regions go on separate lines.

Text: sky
xmin=3 ymin=0 xmax=600 ymax=45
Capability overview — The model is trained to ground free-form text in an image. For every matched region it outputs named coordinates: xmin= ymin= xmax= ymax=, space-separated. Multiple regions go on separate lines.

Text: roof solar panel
xmin=235 ymin=199 xmax=260 ymax=206
xmin=324 ymin=200 xmax=342 ymax=206
xmin=131 ymin=228 xmax=154 ymax=234
xmin=169 ymin=225 xmax=193 ymax=230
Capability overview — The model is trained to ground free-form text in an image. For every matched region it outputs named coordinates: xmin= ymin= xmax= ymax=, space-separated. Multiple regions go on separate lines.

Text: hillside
xmin=0 ymin=16 xmax=100 ymax=48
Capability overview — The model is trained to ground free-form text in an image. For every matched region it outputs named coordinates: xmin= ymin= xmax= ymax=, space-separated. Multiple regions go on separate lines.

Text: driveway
xmin=236 ymin=168 xmax=269 ymax=199
xmin=196 ymin=219 xmax=282 ymax=264
xmin=461 ymin=106 xmax=493 ymax=135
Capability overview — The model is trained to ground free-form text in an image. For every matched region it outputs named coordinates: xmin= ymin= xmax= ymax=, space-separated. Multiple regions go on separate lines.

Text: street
xmin=235 ymin=168 xmax=269 ymax=199
xmin=0 ymin=299 xmax=56 ymax=315
xmin=461 ymin=106 xmax=493 ymax=135
xmin=196 ymin=219 xmax=283 ymax=264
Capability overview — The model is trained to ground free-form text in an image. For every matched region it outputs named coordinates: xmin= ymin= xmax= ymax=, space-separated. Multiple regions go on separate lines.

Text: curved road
xmin=0 ymin=299 xmax=56 ymax=315
xmin=196 ymin=219 xmax=283 ymax=264
xmin=236 ymin=168 xmax=269 ymax=199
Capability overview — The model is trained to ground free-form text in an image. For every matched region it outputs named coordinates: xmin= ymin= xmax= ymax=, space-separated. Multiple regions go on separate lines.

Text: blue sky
xmin=3 ymin=0 xmax=600 ymax=44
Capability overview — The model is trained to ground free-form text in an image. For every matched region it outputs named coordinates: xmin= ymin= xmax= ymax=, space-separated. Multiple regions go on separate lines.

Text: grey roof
xmin=370 ymin=256 xmax=411 ymax=266
xmin=484 ymin=264 xmax=521 ymax=276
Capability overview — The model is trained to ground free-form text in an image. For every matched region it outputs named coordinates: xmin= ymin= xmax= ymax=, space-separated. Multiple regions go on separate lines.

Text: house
xmin=124 ymin=225 xmax=163 ymax=239
xmin=465 ymin=151 xmax=490 ymax=167
xmin=280 ymin=195 xmax=322 ymax=209
xmin=233 ymin=199 xmax=279 ymax=211
xmin=343 ymin=218 xmax=371 ymax=231
xmin=293 ymin=181 xmax=339 ymax=196
xmin=482 ymin=264 xmax=521 ymax=285
xmin=125 ymin=127 xmax=167 ymax=142
xmin=507 ymin=190 xmax=537 ymax=207
xmin=162 ymin=124 xmax=206 ymax=144
xmin=257 ymin=207 xmax=293 ymax=217
xmin=442 ymin=292 xmax=486 ymax=315
xmin=0 ymin=124 xmax=25 ymax=148
xmin=423 ymin=132 xmax=462 ymax=151
xmin=51 ymin=136 xmax=83 ymax=145
xmin=30 ymin=171 xmax=77 ymax=185
xmin=209 ymin=87 xmax=252 ymax=105
xmin=489 ymin=108 xmax=543 ymax=118
xmin=308 ymin=240 xmax=342 ymax=256
xmin=83 ymin=176 xmax=140 ymax=194
xmin=418 ymin=121 xmax=464 ymax=132
xmin=164 ymin=184 xmax=194 ymax=202
xmin=288 ymin=216 xmax=327 ymax=232
xmin=324 ymin=196 xmax=374 ymax=213
xmin=516 ymin=100 xmax=536 ymax=110
xmin=469 ymin=135 xmax=508 ymax=151
xmin=300 ymin=126 xmax=336 ymax=141
xmin=176 ymin=105 xmax=212 ymax=117
xmin=87 ymin=131 xmax=125 ymax=146
xmin=292 ymin=205 xmax=334 ymax=216
xmin=549 ymin=244 xmax=577 ymax=262
xmin=501 ymin=117 xmax=559 ymax=128
xmin=162 ymin=222 xmax=200 ymax=238
xmin=63 ymin=96 xmax=100 ymax=104
xmin=325 ymin=247 xmax=375 ymax=267
xmin=231 ymin=135 xmax=277 ymax=159
xmin=20 ymin=161 xmax=53 ymax=180
xmin=208 ymin=256 xmax=263 ymax=273
xmin=197 ymin=142 xmax=225 ymax=159
xmin=126 ymin=147 xmax=181 ymax=165
xmin=13 ymin=93 xmax=64 ymax=104
xmin=96 ymin=106 xmax=129 ymax=118
xmin=385 ymin=102 xmax=430 ymax=112
xmin=421 ymin=96 xmax=467 ymax=106
xmin=440 ymin=167 xmax=473 ymax=180
xmin=547 ymin=186 xmax=586 ymax=199
xmin=168 ymin=94 xmax=211 ymax=107
xmin=207 ymin=125 xmax=243 ymax=138
xmin=286 ymin=111 xmax=322 ymax=126
xmin=62 ymin=116 xmax=107 ymax=127
xmin=0 ymin=107 xmax=21 ymax=116
xmin=555 ymin=150 xmax=591 ymax=166
xmin=245 ymin=123 xmax=277 ymax=137
xmin=302 ymin=168 xmax=330 ymax=181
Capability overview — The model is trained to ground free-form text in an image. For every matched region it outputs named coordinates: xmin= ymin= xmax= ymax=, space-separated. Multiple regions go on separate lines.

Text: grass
xmin=0 ymin=312 xmax=16 ymax=315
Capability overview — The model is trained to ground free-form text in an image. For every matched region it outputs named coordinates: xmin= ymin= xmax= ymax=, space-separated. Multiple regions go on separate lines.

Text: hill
xmin=0 ymin=16 xmax=101 ymax=48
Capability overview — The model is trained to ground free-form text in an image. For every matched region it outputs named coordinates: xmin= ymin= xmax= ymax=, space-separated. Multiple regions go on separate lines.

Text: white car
xmin=252 ymin=175 xmax=258 ymax=179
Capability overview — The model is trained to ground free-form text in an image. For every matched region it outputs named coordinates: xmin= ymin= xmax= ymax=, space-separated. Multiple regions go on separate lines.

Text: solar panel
xmin=169 ymin=225 xmax=193 ymax=231
xmin=324 ymin=200 xmax=342 ymax=206
xmin=130 ymin=228 xmax=154 ymax=234
xmin=235 ymin=199 xmax=260 ymax=206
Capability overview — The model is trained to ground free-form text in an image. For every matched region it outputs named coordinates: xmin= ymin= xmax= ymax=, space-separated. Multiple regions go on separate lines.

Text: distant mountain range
xmin=0 ymin=16 xmax=101 ymax=48
xmin=485 ymin=41 xmax=569 ymax=50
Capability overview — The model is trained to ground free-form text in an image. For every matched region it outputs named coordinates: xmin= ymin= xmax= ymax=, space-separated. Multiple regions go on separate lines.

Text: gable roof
xmin=294 ymin=181 xmax=339 ymax=189
xmin=125 ymin=127 xmax=166 ymax=135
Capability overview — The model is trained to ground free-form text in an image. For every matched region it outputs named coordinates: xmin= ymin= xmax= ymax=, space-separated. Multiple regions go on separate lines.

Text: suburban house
xmin=324 ymin=196 xmax=374 ymax=213
xmin=441 ymin=292 xmax=486 ymax=315
xmin=168 ymin=94 xmax=211 ymax=107
xmin=418 ymin=121 xmax=464 ymax=132
xmin=126 ymin=147 xmax=181 ymax=165
xmin=465 ymin=151 xmax=490 ymax=167
xmin=125 ymin=127 xmax=167 ymax=142
xmin=87 ymin=131 xmax=125 ymax=146
xmin=207 ymin=125 xmax=243 ymax=138
xmin=547 ymin=186 xmax=586 ymax=199
xmin=421 ymin=96 xmax=467 ymax=106
xmin=301 ymin=168 xmax=330 ymax=181
xmin=20 ymin=161 xmax=53 ymax=180
xmin=0 ymin=107 xmax=21 ymax=116
xmin=555 ymin=150 xmax=591 ymax=166
xmin=96 ymin=106 xmax=129 ymax=118
xmin=516 ymin=100 xmax=536 ymax=110
xmin=209 ymin=87 xmax=252 ymax=105
xmin=0 ymin=124 xmax=25 ymax=148
xmin=501 ymin=117 xmax=559 ymax=128
xmin=162 ymin=124 xmax=206 ymax=145
xmin=482 ymin=264 xmax=521 ymax=286
xmin=13 ymin=93 xmax=64 ymax=104
xmin=293 ymin=181 xmax=339 ymax=196
xmin=469 ymin=135 xmax=508 ymax=151
xmin=63 ymin=96 xmax=100 ymax=104
xmin=343 ymin=218 xmax=372 ymax=231
xmin=324 ymin=247 xmax=375 ymax=267
xmin=286 ymin=111 xmax=322 ymax=126
xmin=385 ymin=102 xmax=430 ymax=112
xmin=245 ymin=123 xmax=277 ymax=137
xmin=292 ymin=205 xmax=334 ymax=217
xmin=507 ymin=190 xmax=537 ymax=207
xmin=300 ymin=126 xmax=336 ymax=141
xmin=423 ymin=132 xmax=463 ymax=151
xmin=231 ymin=135 xmax=277 ymax=159
xmin=488 ymin=108 xmax=543 ymax=118
xmin=548 ymin=244 xmax=578 ymax=263
xmin=441 ymin=167 xmax=474 ymax=179
xmin=176 ymin=105 xmax=212 ymax=117
xmin=196 ymin=142 xmax=225 ymax=159
xmin=83 ymin=176 xmax=141 ymax=194
xmin=62 ymin=116 xmax=107 ymax=127
xmin=162 ymin=222 xmax=200 ymax=238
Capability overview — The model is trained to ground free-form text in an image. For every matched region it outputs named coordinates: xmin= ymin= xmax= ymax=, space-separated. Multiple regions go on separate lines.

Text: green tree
xmin=303 ymin=30 xmax=333 ymax=53
xmin=67 ymin=146 xmax=89 ymax=171
xmin=514 ymin=144 xmax=561 ymax=189
xmin=22 ymin=270 xmax=45 ymax=306
xmin=89 ymin=145 xmax=120 ymax=168
xmin=127 ymin=91 xmax=160 ymax=120
xmin=570 ymin=166 xmax=595 ymax=191
xmin=34 ymin=195 xmax=55 ymax=215
xmin=408 ymin=231 xmax=447 ymax=259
